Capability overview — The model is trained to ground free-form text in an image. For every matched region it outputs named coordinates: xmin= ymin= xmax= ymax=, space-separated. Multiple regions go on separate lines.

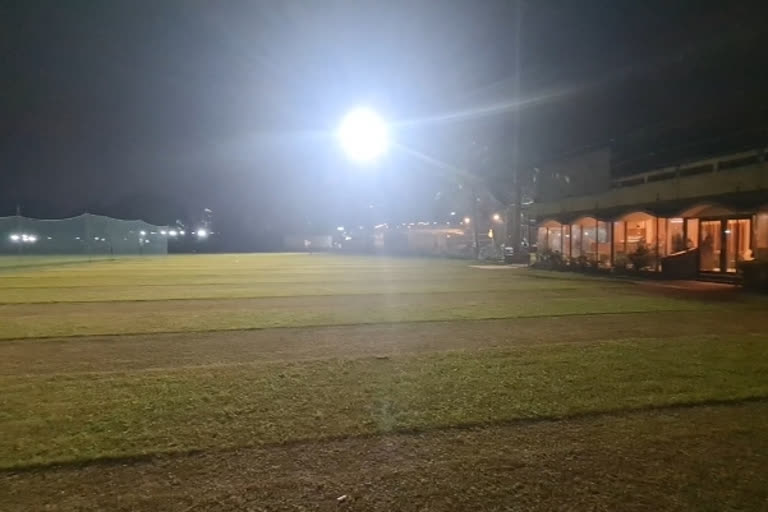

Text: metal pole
xmin=509 ymin=167 xmax=522 ymax=255
xmin=655 ymin=216 xmax=660 ymax=271
xmin=595 ymin=218 xmax=599 ymax=264
xmin=471 ymin=185 xmax=480 ymax=259
xmin=610 ymin=221 xmax=615 ymax=266
xmin=560 ymin=224 xmax=565 ymax=254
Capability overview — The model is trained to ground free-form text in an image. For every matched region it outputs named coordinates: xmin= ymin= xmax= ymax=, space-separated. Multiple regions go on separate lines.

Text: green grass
xmin=2 ymin=253 xmax=768 ymax=511
xmin=0 ymin=253 xmax=736 ymax=339
xmin=3 ymin=335 xmax=768 ymax=469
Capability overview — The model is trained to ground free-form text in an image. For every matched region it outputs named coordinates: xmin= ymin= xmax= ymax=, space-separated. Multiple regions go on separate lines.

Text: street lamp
xmin=337 ymin=107 xmax=389 ymax=163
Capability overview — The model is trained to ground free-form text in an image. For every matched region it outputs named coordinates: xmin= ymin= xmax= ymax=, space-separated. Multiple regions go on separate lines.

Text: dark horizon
xmin=2 ymin=0 xmax=767 ymax=242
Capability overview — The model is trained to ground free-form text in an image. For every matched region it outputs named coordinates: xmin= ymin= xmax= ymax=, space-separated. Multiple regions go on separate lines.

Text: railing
xmin=611 ymin=148 xmax=767 ymax=189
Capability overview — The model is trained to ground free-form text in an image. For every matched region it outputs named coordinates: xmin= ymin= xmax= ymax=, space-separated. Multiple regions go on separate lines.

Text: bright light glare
xmin=160 ymin=230 xmax=167 ymax=235
xmin=9 ymin=234 xmax=20 ymax=242
xmin=196 ymin=229 xmax=208 ymax=238
xmin=492 ymin=213 xmax=502 ymax=222
xmin=169 ymin=230 xmax=178 ymax=237
xmin=463 ymin=217 xmax=471 ymax=224
xmin=139 ymin=230 xmax=147 ymax=236
xmin=179 ymin=230 xmax=185 ymax=235
xmin=337 ymin=108 xmax=389 ymax=162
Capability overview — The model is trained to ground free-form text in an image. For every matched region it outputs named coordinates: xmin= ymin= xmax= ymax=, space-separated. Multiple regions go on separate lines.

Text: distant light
xmin=94 ymin=236 xmax=100 ymax=241
xmin=139 ymin=230 xmax=147 ymax=236
xmin=463 ymin=217 xmax=471 ymax=224
xmin=179 ymin=230 xmax=185 ymax=235
xmin=492 ymin=213 xmax=502 ymax=222
xmin=337 ymin=107 xmax=389 ymax=162
xmin=169 ymin=230 xmax=178 ymax=237
xmin=47 ymin=236 xmax=52 ymax=240
xmin=196 ymin=229 xmax=208 ymax=238
xmin=75 ymin=236 xmax=81 ymax=240
xmin=488 ymin=229 xmax=494 ymax=239
xmin=344 ymin=236 xmax=352 ymax=241
xmin=9 ymin=234 xmax=20 ymax=242
xmin=725 ymin=229 xmax=732 ymax=234
xmin=450 ymin=211 xmax=456 ymax=216
xmin=337 ymin=226 xmax=345 ymax=232
xmin=160 ymin=230 xmax=167 ymax=236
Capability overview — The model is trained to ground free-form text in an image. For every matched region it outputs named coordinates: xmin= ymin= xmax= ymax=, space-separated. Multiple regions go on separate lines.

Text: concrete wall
xmin=531 ymin=161 xmax=768 ymax=221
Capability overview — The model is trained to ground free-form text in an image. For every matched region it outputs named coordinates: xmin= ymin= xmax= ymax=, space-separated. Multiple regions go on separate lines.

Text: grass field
xmin=2 ymin=254 xmax=768 ymax=511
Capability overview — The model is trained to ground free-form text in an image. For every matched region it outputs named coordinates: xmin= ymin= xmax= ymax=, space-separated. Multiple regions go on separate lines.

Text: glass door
xmin=699 ymin=220 xmax=722 ymax=272
xmin=725 ymin=218 xmax=752 ymax=272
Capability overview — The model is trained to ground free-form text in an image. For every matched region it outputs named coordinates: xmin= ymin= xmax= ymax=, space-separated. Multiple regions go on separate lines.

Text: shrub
xmin=534 ymin=249 xmax=564 ymax=270
xmin=629 ymin=242 xmax=655 ymax=271
xmin=613 ymin=253 xmax=630 ymax=272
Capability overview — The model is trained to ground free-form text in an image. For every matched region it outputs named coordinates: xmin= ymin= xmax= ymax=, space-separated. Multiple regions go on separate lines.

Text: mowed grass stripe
xmin=2 ymin=336 xmax=767 ymax=469
xmin=5 ymin=403 xmax=767 ymax=511
xmin=3 ymin=311 xmax=768 ymax=377
xmin=0 ymin=290 xmax=718 ymax=339
xmin=0 ymin=282 xmax=619 ymax=305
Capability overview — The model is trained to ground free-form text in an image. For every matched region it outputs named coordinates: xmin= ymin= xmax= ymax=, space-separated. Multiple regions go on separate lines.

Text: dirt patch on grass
xmin=3 ymin=309 xmax=767 ymax=376
xmin=3 ymin=401 xmax=767 ymax=511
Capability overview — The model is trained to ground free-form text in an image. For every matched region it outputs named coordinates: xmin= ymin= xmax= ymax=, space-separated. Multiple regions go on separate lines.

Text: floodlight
xmin=337 ymin=107 xmax=389 ymax=162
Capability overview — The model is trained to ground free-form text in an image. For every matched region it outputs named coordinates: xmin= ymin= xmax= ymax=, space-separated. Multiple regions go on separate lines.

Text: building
xmin=527 ymin=147 xmax=768 ymax=278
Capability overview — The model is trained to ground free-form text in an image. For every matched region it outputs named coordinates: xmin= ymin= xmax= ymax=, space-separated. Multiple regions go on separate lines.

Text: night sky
xmin=2 ymin=0 xmax=767 ymax=246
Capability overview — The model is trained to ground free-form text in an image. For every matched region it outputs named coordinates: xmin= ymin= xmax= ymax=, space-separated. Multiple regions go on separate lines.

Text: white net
xmin=0 ymin=214 xmax=168 ymax=264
